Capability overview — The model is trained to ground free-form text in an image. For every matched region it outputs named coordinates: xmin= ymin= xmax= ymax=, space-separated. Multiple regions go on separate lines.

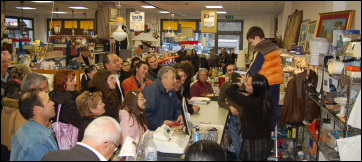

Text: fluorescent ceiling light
xmin=159 ymin=11 xmax=170 ymax=13
xmin=31 ymin=1 xmax=53 ymax=3
xmin=141 ymin=5 xmax=156 ymax=8
xmin=217 ymin=11 xmax=227 ymax=14
xmin=52 ymin=11 xmax=67 ymax=14
xmin=16 ymin=7 xmax=36 ymax=10
xmin=68 ymin=6 xmax=88 ymax=9
xmin=205 ymin=5 xmax=223 ymax=8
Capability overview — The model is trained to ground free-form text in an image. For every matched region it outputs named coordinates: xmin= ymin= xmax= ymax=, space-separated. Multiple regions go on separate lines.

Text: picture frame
xmin=298 ymin=19 xmax=311 ymax=53
xmin=305 ymin=20 xmax=317 ymax=54
xmin=282 ymin=9 xmax=303 ymax=51
xmin=109 ymin=8 xmax=118 ymax=22
xmin=109 ymin=22 xmax=118 ymax=38
xmin=314 ymin=10 xmax=355 ymax=43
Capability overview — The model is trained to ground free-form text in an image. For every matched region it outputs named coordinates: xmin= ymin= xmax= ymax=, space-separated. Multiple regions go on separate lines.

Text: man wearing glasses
xmin=42 ymin=116 xmax=122 ymax=161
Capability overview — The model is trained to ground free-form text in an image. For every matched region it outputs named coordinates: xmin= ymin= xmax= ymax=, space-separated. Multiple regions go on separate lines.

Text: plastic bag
xmin=337 ymin=135 xmax=361 ymax=161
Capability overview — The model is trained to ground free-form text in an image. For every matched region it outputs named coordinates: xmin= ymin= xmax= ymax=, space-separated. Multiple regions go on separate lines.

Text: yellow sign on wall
xmin=49 ymin=21 xmax=62 ymax=29
xmin=181 ymin=22 xmax=196 ymax=30
xmin=64 ymin=21 xmax=77 ymax=29
xmin=80 ymin=21 xmax=93 ymax=29
xmin=162 ymin=21 xmax=178 ymax=30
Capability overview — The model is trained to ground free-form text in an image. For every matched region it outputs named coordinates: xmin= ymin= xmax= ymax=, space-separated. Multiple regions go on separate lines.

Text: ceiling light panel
xmin=217 ymin=11 xmax=227 ymax=14
xmin=159 ymin=11 xmax=170 ymax=13
xmin=31 ymin=1 xmax=53 ymax=3
xmin=52 ymin=11 xmax=67 ymax=14
xmin=16 ymin=7 xmax=36 ymax=10
xmin=205 ymin=5 xmax=223 ymax=8
xmin=68 ymin=6 xmax=88 ymax=9
xmin=141 ymin=5 xmax=156 ymax=8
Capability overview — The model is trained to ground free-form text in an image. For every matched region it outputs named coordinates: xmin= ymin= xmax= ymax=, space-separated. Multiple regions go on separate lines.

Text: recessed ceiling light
xmin=217 ymin=11 xmax=227 ymax=14
xmin=31 ymin=1 xmax=53 ymax=3
xmin=159 ymin=11 xmax=170 ymax=13
xmin=205 ymin=5 xmax=223 ymax=8
xmin=69 ymin=6 xmax=88 ymax=9
xmin=141 ymin=5 xmax=156 ymax=8
xmin=52 ymin=11 xmax=67 ymax=14
xmin=16 ymin=7 xmax=36 ymax=10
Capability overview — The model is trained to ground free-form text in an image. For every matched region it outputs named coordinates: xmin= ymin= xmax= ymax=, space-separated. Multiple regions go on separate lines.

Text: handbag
xmin=52 ymin=104 xmax=79 ymax=150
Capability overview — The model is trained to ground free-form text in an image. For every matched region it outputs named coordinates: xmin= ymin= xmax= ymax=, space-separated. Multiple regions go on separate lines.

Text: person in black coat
xmin=49 ymin=70 xmax=82 ymax=128
xmin=119 ymin=61 xmax=131 ymax=84
xmin=191 ymin=49 xmax=200 ymax=72
xmin=198 ymin=53 xmax=209 ymax=70
xmin=80 ymin=65 xmax=97 ymax=92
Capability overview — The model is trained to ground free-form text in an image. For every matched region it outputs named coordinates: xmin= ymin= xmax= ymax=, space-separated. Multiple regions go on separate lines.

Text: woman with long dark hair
xmin=119 ymin=90 xmax=148 ymax=145
xmin=88 ymin=69 xmax=121 ymax=122
xmin=226 ymin=74 xmax=272 ymax=161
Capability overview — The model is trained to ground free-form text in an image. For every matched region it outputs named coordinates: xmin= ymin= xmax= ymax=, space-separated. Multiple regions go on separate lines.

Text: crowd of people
xmin=1 ymin=26 xmax=283 ymax=161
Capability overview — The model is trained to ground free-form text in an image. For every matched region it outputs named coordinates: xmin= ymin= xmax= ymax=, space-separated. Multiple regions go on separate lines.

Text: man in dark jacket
xmin=176 ymin=44 xmax=187 ymax=63
xmin=142 ymin=66 xmax=183 ymax=130
xmin=215 ymin=48 xmax=233 ymax=74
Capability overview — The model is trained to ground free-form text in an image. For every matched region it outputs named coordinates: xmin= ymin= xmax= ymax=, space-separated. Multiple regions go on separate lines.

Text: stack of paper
xmin=190 ymin=97 xmax=211 ymax=104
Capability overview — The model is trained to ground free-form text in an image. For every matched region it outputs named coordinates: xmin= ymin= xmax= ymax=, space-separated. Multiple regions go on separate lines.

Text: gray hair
xmin=21 ymin=72 xmax=48 ymax=92
xmin=83 ymin=116 xmax=122 ymax=144
xmin=197 ymin=68 xmax=209 ymax=79
xmin=157 ymin=66 xmax=176 ymax=79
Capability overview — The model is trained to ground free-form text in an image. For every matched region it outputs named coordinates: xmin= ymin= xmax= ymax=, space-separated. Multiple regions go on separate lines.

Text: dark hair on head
xmin=249 ymin=74 xmax=272 ymax=139
xmin=123 ymin=60 xmax=129 ymax=64
xmin=53 ymin=70 xmax=75 ymax=91
xmin=176 ymin=73 xmax=181 ymax=80
xmin=177 ymin=62 xmax=194 ymax=77
xmin=19 ymin=89 xmax=44 ymax=120
xmin=102 ymin=53 xmax=117 ymax=69
xmin=139 ymin=45 xmax=143 ymax=50
xmin=210 ymin=48 xmax=214 ymax=52
xmin=85 ymin=65 xmax=97 ymax=75
xmin=246 ymin=26 xmax=265 ymax=40
xmin=192 ymin=49 xmax=197 ymax=55
xmin=89 ymin=69 xmax=121 ymax=110
xmin=131 ymin=57 xmax=141 ymax=69
xmin=121 ymin=90 xmax=148 ymax=131
xmin=185 ymin=140 xmax=226 ymax=161
xmin=131 ymin=61 xmax=148 ymax=76
xmin=80 ymin=46 xmax=88 ymax=51
xmin=182 ymin=55 xmax=192 ymax=61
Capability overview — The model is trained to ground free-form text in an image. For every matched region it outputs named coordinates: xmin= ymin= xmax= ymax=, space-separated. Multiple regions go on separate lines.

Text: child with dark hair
xmin=119 ymin=90 xmax=148 ymax=145
xmin=226 ymin=74 xmax=272 ymax=161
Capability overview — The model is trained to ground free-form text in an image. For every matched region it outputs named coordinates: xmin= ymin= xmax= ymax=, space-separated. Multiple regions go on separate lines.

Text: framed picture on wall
xmin=109 ymin=8 xmax=118 ymax=22
xmin=109 ymin=22 xmax=118 ymax=38
xmin=282 ymin=9 xmax=303 ymax=51
xmin=314 ymin=10 xmax=355 ymax=43
xmin=298 ymin=19 xmax=310 ymax=53
xmin=305 ymin=20 xmax=316 ymax=54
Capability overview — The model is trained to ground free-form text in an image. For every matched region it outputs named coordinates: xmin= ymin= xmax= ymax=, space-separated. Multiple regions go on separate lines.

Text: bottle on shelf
xmin=145 ymin=134 xmax=157 ymax=161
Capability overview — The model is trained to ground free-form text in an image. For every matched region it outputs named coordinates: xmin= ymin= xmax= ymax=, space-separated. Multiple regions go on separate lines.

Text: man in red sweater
xmin=121 ymin=61 xmax=152 ymax=95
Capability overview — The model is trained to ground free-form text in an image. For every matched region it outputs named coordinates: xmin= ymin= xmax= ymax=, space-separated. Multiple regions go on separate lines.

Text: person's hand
xmin=229 ymin=106 xmax=239 ymax=116
xmin=241 ymin=74 xmax=249 ymax=84
xmin=176 ymin=115 xmax=184 ymax=125
xmin=164 ymin=120 xmax=173 ymax=127
xmin=192 ymin=105 xmax=200 ymax=114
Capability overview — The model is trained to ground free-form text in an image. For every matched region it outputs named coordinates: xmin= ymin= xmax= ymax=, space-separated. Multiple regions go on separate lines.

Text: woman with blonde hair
xmin=119 ymin=90 xmax=148 ymax=145
xmin=76 ymin=91 xmax=105 ymax=141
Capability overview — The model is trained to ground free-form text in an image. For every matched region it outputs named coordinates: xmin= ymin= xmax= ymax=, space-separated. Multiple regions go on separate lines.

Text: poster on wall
xmin=130 ymin=10 xmax=145 ymax=32
xmin=203 ymin=11 xmax=215 ymax=27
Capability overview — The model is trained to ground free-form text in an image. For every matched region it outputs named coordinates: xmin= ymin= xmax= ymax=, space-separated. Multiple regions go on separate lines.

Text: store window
xmin=46 ymin=19 xmax=94 ymax=38
xmin=161 ymin=19 xmax=243 ymax=56
xmin=5 ymin=16 xmax=35 ymax=47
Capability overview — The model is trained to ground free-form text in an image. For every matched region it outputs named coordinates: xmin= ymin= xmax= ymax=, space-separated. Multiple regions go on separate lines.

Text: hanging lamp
xmin=165 ymin=13 xmax=175 ymax=38
xmin=111 ymin=2 xmax=127 ymax=41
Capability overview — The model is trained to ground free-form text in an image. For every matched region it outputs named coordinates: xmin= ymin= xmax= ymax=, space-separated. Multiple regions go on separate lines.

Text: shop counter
xmin=31 ymin=69 xmax=84 ymax=91
xmin=191 ymin=101 xmax=229 ymax=144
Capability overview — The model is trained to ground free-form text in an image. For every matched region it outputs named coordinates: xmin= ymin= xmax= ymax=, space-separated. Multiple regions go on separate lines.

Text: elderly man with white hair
xmin=41 ymin=116 xmax=122 ymax=161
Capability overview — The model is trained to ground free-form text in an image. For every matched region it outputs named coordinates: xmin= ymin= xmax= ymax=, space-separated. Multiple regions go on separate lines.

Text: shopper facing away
xmin=226 ymin=74 xmax=272 ymax=161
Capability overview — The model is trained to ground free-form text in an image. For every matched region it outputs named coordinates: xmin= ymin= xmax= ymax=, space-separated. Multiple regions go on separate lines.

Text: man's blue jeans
xmin=228 ymin=115 xmax=242 ymax=161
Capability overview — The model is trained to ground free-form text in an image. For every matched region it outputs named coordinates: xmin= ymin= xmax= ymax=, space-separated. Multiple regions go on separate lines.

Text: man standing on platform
xmin=142 ymin=66 xmax=183 ymax=130
xmin=103 ymin=53 xmax=124 ymax=103
xmin=246 ymin=26 xmax=284 ymax=131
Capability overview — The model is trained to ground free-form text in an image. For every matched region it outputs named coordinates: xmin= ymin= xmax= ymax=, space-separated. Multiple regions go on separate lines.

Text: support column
xmin=96 ymin=2 xmax=115 ymax=39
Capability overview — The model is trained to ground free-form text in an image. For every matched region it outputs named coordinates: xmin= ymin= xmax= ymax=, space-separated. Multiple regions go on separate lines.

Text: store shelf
xmin=305 ymin=125 xmax=318 ymax=142
xmin=318 ymin=142 xmax=340 ymax=161
xmin=307 ymin=94 xmax=321 ymax=106
xmin=320 ymin=105 xmax=346 ymax=130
